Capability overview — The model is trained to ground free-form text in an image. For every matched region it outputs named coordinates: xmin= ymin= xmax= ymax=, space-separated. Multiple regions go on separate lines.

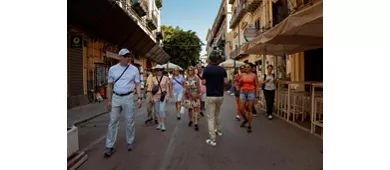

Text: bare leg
xmin=239 ymin=99 xmax=248 ymax=127
xmin=247 ymin=100 xmax=253 ymax=133
xmin=188 ymin=109 xmax=193 ymax=126
xmin=194 ymin=108 xmax=199 ymax=131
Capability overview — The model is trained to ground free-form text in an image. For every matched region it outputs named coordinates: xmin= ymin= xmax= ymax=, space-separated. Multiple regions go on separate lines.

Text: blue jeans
xmin=106 ymin=93 xmax=136 ymax=148
xmin=154 ymin=98 xmax=166 ymax=118
xmin=239 ymin=91 xmax=255 ymax=101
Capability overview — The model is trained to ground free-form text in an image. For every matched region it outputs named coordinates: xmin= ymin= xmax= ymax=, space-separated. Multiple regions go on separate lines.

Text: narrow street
xmin=77 ymin=95 xmax=323 ymax=170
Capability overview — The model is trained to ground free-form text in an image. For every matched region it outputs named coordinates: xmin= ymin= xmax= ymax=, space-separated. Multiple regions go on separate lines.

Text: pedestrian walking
xmin=249 ymin=63 xmax=258 ymax=117
xmin=261 ymin=65 xmax=277 ymax=120
xmin=238 ymin=63 xmax=259 ymax=133
xmin=202 ymin=53 xmax=227 ymax=147
xmin=152 ymin=65 xmax=171 ymax=131
xmin=104 ymin=48 xmax=142 ymax=157
xmin=196 ymin=64 xmax=206 ymax=117
xmin=234 ymin=67 xmax=244 ymax=121
xmin=145 ymin=68 xmax=157 ymax=124
xmin=170 ymin=68 xmax=185 ymax=120
xmin=182 ymin=66 xmax=201 ymax=131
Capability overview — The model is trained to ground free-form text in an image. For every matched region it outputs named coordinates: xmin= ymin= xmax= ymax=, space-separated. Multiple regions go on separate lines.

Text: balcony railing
xmin=146 ymin=18 xmax=157 ymax=30
xmin=229 ymin=0 xmax=248 ymax=29
xmin=229 ymin=0 xmax=236 ymax=4
xmin=130 ymin=0 xmax=148 ymax=17
xmin=246 ymin=0 xmax=262 ymax=13
xmin=230 ymin=45 xmax=247 ymax=59
xmin=117 ymin=0 xmax=156 ymax=42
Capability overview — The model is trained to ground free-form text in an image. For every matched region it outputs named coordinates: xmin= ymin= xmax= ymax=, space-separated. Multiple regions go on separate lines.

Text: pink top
xmin=196 ymin=72 xmax=206 ymax=94
xmin=152 ymin=76 xmax=170 ymax=99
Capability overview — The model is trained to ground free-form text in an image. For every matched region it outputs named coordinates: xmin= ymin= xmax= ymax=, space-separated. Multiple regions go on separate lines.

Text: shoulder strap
xmin=114 ymin=65 xmax=130 ymax=83
xmin=156 ymin=76 xmax=165 ymax=91
xmin=172 ymin=77 xmax=183 ymax=86
xmin=263 ymin=74 xmax=266 ymax=80
xmin=197 ymin=73 xmax=203 ymax=80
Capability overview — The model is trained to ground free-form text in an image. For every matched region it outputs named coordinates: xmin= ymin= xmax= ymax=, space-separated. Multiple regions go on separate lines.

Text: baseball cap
xmin=118 ymin=48 xmax=131 ymax=56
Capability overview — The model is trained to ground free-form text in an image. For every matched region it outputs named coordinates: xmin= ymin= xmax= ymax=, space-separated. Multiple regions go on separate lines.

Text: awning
xmin=243 ymin=0 xmax=323 ymax=55
xmin=241 ymin=40 xmax=322 ymax=56
xmin=68 ymin=0 xmax=170 ymax=64
xmin=106 ymin=51 xmax=121 ymax=60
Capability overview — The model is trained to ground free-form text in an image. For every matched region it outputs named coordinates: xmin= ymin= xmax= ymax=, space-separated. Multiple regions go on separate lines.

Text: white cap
xmin=154 ymin=65 xmax=164 ymax=69
xmin=118 ymin=48 xmax=131 ymax=56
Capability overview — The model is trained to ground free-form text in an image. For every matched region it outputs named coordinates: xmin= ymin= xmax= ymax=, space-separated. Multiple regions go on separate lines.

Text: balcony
xmin=229 ymin=0 xmax=236 ymax=4
xmin=229 ymin=0 xmax=248 ymax=29
xmin=246 ymin=0 xmax=262 ymax=13
xmin=211 ymin=3 xmax=227 ymax=36
xmin=146 ymin=18 xmax=157 ymax=30
xmin=118 ymin=0 xmax=156 ymax=42
xmin=156 ymin=0 xmax=163 ymax=9
xmin=230 ymin=45 xmax=248 ymax=59
xmin=131 ymin=0 xmax=147 ymax=17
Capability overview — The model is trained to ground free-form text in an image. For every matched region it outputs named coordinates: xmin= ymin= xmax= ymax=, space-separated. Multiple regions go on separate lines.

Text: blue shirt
xmin=170 ymin=75 xmax=184 ymax=94
xmin=107 ymin=64 xmax=140 ymax=94
xmin=202 ymin=64 xmax=227 ymax=97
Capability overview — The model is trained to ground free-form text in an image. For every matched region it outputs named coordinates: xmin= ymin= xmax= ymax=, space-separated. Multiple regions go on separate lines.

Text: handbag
xmin=151 ymin=76 xmax=163 ymax=95
xmin=157 ymin=76 xmax=167 ymax=102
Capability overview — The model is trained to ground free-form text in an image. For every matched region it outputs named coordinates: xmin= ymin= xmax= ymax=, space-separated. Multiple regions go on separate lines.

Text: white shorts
xmin=173 ymin=92 xmax=183 ymax=102
xmin=201 ymin=93 xmax=206 ymax=102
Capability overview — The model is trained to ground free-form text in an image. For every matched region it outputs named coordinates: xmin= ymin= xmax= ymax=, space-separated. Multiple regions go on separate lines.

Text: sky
xmin=160 ymin=0 xmax=221 ymax=56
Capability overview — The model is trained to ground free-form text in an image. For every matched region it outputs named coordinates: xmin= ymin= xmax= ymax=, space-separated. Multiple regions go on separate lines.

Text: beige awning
xmin=243 ymin=0 xmax=323 ymax=55
xmin=241 ymin=41 xmax=322 ymax=56
xmin=106 ymin=51 xmax=121 ymax=60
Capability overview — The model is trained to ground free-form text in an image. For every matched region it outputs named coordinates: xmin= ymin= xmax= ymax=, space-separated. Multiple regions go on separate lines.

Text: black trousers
xmin=263 ymin=90 xmax=275 ymax=116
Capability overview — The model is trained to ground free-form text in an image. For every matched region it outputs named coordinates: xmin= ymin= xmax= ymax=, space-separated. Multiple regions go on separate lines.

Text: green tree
xmin=161 ymin=25 xmax=203 ymax=70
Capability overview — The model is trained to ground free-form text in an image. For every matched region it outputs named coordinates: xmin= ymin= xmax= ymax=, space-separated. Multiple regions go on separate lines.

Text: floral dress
xmin=182 ymin=76 xmax=201 ymax=110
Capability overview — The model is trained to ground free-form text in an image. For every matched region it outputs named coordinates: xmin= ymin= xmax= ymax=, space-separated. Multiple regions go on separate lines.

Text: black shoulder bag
xmin=157 ymin=76 xmax=167 ymax=102
xmin=151 ymin=76 xmax=163 ymax=95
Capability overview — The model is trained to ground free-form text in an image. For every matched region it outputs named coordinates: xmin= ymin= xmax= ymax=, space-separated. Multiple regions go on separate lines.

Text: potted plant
xmin=131 ymin=0 xmax=147 ymax=17
xmin=146 ymin=18 xmax=157 ymax=30
xmin=156 ymin=0 xmax=162 ymax=9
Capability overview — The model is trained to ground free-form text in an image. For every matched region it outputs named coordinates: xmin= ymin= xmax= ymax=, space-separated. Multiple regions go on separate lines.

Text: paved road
xmin=77 ymin=95 xmax=323 ymax=170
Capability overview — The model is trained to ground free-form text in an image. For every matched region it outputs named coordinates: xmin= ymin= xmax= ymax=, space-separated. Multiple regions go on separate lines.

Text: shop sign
xmin=70 ymin=36 xmax=82 ymax=48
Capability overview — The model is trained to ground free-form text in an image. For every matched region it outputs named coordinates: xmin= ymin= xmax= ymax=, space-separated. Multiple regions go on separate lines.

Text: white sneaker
xmin=230 ymin=93 xmax=235 ymax=96
xmin=268 ymin=115 xmax=273 ymax=120
xmin=156 ymin=124 xmax=161 ymax=130
xmin=235 ymin=115 xmax=241 ymax=121
xmin=227 ymin=91 xmax=231 ymax=93
xmin=216 ymin=131 xmax=223 ymax=136
xmin=206 ymin=139 xmax=217 ymax=147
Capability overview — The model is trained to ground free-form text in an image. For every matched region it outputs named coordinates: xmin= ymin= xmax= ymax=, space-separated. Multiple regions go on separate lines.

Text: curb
xmin=74 ymin=112 xmax=108 ymax=126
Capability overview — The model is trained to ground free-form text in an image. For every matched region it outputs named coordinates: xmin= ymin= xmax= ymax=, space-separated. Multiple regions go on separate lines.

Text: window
xmin=255 ymin=19 xmax=260 ymax=31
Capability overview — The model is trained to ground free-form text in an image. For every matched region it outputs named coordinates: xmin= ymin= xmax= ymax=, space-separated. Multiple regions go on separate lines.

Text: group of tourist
xmin=102 ymin=48 xmax=277 ymax=157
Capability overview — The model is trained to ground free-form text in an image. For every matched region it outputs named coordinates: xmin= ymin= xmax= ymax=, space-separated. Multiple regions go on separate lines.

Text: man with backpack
xmin=261 ymin=65 xmax=277 ymax=120
xmin=104 ymin=48 xmax=142 ymax=157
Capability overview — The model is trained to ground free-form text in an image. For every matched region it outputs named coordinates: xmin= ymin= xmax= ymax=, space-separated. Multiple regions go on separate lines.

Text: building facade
xmin=205 ymin=0 xmax=232 ymax=59
xmin=67 ymin=0 xmax=168 ymax=108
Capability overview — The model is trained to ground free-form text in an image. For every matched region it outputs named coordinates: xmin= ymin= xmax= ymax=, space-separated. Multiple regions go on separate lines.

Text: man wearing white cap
xmin=104 ymin=48 xmax=142 ymax=157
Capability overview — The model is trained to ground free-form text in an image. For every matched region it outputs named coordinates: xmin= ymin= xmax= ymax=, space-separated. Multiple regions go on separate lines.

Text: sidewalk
xmin=67 ymin=100 xmax=108 ymax=126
